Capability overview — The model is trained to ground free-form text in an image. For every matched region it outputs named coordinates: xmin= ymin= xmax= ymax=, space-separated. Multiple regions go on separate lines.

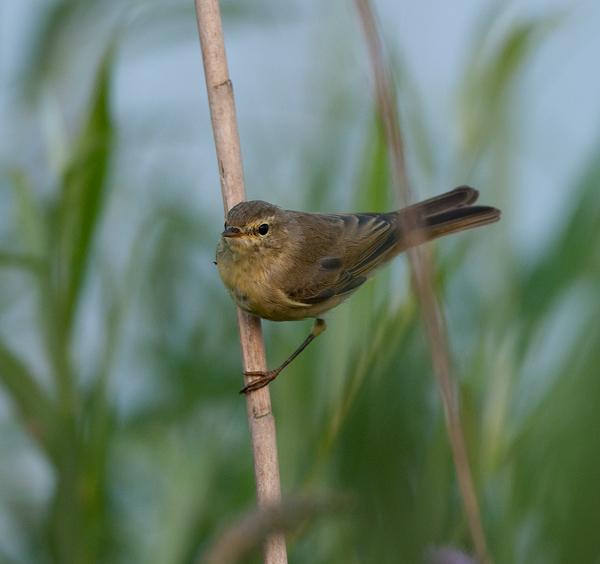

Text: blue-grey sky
xmin=2 ymin=0 xmax=600 ymax=256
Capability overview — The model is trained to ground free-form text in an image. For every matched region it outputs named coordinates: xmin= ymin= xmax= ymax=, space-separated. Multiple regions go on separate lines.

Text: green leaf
xmin=51 ymin=48 xmax=114 ymax=335
xmin=354 ymin=114 xmax=391 ymax=212
xmin=518 ymin=142 xmax=600 ymax=334
xmin=0 ymin=252 xmax=46 ymax=274
xmin=0 ymin=340 xmax=58 ymax=458
xmin=21 ymin=0 xmax=112 ymax=94
xmin=11 ymin=169 xmax=48 ymax=259
xmin=458 ymin=12 xmax=561 ymax=168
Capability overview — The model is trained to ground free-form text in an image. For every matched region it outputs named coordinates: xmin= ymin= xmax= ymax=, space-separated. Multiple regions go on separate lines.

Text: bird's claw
xmin=240 ymin=369 xmax=281 ymax=394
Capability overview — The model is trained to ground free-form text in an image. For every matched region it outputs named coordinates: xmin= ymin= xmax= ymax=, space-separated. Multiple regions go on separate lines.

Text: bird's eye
xmin=258 ymin=223 xmax=269 ymax=235
xmin=224 ymin=222 xmax=227 ymax=230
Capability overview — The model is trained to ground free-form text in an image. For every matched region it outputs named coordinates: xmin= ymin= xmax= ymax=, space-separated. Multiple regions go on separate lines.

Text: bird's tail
xmin=399 ymin=186 xmax=500 ymax=242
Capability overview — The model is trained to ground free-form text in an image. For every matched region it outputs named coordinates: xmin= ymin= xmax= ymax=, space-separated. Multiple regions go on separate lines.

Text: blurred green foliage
xmin=0 ymin=1 xmax=599 ymax=564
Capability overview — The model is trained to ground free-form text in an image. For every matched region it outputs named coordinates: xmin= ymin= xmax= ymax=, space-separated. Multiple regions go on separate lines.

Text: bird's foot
xmin=240 ymin=369 xmax=281 ymax=394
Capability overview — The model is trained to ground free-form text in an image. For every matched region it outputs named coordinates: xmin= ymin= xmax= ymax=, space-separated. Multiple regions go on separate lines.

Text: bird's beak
xmin=222 ymin=227 xmax=245 ymax=238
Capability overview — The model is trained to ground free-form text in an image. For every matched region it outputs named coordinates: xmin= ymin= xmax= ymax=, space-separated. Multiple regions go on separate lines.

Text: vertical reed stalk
xmin=194 ymin=2 xmax=288 ymax=562
xmin=354 ymin=1 xmax=493 ymax=563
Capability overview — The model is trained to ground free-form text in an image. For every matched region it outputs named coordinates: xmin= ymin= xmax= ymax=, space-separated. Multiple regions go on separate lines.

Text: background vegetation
xmin=1 ymin=0 xmax=599 ymax=563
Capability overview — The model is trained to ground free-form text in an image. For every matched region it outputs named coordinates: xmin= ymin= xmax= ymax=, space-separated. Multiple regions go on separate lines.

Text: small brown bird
xmin=216 ymin=186 xmax=500 ymax=393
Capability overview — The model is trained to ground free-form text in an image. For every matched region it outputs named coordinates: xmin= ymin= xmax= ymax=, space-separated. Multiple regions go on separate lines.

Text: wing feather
xmin=279 ymin=186 xmax=496 ymax=311
xmin=285 ymin=212 xmax=400 ymax=306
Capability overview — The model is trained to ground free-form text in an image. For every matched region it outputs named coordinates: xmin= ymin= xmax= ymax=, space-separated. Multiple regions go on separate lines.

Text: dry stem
xmin=194 ymin=1 xmax=287 ymax=562
xmin=354 ymin=1 xmax=493 ymax=563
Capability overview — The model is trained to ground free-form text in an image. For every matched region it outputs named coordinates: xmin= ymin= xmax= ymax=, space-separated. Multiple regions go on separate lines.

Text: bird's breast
xmin=216 ymin=239 xmax=312 ymax=321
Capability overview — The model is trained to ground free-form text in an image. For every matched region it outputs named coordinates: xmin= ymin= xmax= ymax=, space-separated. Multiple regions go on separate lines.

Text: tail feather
xmin=406 ymin=185 xmax=481 ymax=219
xmin=424 ymin=204 xmax=501 ymax=240
xmin=396 ymin=186 xmax=500 ymax=245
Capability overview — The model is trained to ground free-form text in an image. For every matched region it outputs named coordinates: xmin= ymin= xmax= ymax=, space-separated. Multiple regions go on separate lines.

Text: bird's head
xmin=220 ymin=200 xmax=286 ymax=257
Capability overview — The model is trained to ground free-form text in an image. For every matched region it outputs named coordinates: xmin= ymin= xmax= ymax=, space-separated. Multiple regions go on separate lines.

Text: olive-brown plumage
xmin=216 ymin=186 xmax=500 ymax=393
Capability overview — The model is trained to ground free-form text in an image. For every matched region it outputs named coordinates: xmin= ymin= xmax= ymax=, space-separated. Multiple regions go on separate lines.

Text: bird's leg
xmin=240 ymin=319 xmax=327 ymax=394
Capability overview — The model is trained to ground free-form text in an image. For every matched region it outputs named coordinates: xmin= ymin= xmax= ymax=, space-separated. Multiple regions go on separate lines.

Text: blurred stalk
xmin=353 ymin=1 xmax=492 ymax=563
xmin=194 ymin=1 xmax=288 ymax=563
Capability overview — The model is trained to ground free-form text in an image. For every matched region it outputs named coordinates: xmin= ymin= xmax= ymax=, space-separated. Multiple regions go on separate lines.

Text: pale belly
xmin=216 ymin=240 xmax=312 ymax=321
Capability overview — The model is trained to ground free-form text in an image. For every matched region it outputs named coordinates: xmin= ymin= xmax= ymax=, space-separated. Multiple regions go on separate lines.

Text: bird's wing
xmin=286 ymin=187 xmax=492 ymax=306
xmin=335 ymin=212 xmax=401 ymax=278
xmin=287 ymin=212 xmax=400 ymax=305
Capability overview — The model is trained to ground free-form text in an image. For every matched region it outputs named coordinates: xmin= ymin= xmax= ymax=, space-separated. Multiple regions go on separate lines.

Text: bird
xmin=216 ymin=186 xmax=500 ymax=393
